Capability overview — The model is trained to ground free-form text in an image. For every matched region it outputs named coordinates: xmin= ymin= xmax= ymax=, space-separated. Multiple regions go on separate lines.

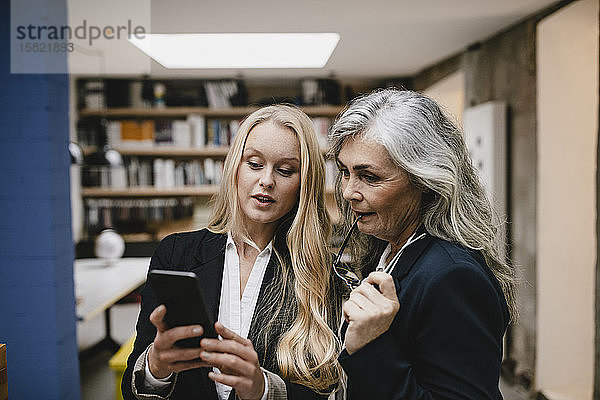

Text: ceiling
xmin=69 ymin=0 xmax=561 ymax=80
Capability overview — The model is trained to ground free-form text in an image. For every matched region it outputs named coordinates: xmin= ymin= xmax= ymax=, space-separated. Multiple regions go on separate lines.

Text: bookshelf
xmin=77 ymin=106 xmax=341 ymax=199
xmin=74 ymin=79 xmax=343 ymax=246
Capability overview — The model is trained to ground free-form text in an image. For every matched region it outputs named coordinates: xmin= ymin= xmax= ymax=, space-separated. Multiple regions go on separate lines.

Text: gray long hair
xmin=329 ymin=88 xmax=516 ymax=321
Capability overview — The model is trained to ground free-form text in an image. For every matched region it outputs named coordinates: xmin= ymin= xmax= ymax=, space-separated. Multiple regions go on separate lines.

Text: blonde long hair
xmin=208 ymin=105 xmax=342 ymax=392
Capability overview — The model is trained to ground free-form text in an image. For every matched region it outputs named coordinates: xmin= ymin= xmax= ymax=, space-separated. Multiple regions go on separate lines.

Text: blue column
xmin=0 ymin=1 xmax=80 ymax=399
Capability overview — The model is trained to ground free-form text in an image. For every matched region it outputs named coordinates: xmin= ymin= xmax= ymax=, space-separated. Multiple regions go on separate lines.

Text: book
xmin=106 ymin=121 xmax=121 ymax=148
xmin=229 ymin=119 xmax=240 ymax=143
xmin=153 ymin=159 xmax=165 ymax=188
xmin=164 ymin=159 xmax=175 ymax=188
xmin=154 ymin=120 xmax=173 ymax=146
xmin=204 ymin=158 xmax=215 ymax=184
xmin=120 ymin=120 xmax=154 ymax=147
xmin=172 ymin=120 xmax=192 ymax=147
xmin=83 ymin=80 xmax=105 ymax=110
xmin=312 ymin=117 xmax=331 ymax=148
xmin=188 ymin=114 xmax=206 ymax=148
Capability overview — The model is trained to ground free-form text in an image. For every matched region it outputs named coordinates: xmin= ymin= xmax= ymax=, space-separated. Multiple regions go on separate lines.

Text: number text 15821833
xmin=19 ymin=42 xmax=74 ymax=53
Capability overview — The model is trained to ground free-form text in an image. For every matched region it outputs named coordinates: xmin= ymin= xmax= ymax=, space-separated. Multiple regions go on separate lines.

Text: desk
xmin=75 ymin=257 xmax=149 ymax=355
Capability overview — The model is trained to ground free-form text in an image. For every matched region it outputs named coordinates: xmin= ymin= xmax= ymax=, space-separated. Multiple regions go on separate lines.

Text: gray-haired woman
xmin=329 ymin=88 xmax=516 ymax=399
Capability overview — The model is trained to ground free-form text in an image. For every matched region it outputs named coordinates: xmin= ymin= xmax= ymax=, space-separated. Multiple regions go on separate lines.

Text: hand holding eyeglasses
xmin=342 ymin=271 xmax=400 ymax=354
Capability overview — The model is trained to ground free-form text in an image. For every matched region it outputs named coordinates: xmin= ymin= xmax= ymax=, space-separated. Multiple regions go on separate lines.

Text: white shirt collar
xmin=226 ymin=231 xmax=273 ymax=255
xmin=376 ymin=230 xmax=426 ymax=274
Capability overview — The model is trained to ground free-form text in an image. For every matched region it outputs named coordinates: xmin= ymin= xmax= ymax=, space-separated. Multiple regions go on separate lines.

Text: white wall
xmin=423 ymin=70 xmax=465 ymax=126
xmin=536 ymin=0 xmax=599 ymax=398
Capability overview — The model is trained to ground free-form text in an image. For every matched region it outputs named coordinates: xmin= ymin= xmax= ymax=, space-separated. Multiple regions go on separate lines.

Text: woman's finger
xmin=214 ymin=322 xmax=252 ymax=346
xmin=208 ymin=371 xmax=244 ymax=388
xmin=201 ymin=337 xmax=254 ymax=361
xmin=360 ymin=280 xmax=383 ymax=295
xmin=154 ymin=346 xmax=204 ymax=364
xmin=169 ymin=358 xmax=212 ymax=373
xmin=149 ymin=339 xmax=208 ymax=378
xmin=365 ymin=271 xmax=397 ymax=300
xmin=348 ymin=290 xmax=377 ymax=313
xmin=353 ymin=281 xmax=386 ymax=301
xmin=201 ymin=351 xmax=254 ymax=376
xmin=342 ymin=299 xmax=365 ymax=321
xmin=156 ymin=325 xmax=205 ymax=349
xmin=149 ymin=305 xmax=168 ymax=332
xmin=208 ymin=371 xmax=265 ymax=400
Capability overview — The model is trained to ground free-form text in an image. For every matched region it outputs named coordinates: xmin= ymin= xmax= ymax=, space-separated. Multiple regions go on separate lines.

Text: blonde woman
xmin=123 ymin=105 xmax=343 ymax=400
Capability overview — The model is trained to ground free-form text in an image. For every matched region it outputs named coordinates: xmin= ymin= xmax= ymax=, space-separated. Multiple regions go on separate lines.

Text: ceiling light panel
xmin=128 ymin=33 xmax=340 ymax=69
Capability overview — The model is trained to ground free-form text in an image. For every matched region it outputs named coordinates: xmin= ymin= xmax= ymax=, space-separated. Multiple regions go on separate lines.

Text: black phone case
xmin=149 ymin=269 xmax=218 ymax=347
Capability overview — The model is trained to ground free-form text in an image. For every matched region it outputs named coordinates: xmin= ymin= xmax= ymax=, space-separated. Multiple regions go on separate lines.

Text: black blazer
xmin=122 ymin=229 xmax=334 ymax=400
xmin=339 ymin=229 xmax=509 ymax=400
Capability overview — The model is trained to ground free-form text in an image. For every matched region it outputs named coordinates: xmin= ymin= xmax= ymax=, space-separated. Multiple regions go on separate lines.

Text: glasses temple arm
xmin=335 ymin=215 xmax=362 ymax=265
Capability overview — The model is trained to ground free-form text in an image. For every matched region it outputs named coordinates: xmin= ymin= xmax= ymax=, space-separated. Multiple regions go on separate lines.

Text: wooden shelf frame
xmin=84 ymin=145 xmax=329 ymax=157
xmin=81 ymin=186 xmax=336 ymax=198
xmin=81 ymin=185 xmax=219 ymax=197
xmin=79 ymin=105 xmax=344 ymax=118
xmin=114 ymin=146 xmax=230 ymax=157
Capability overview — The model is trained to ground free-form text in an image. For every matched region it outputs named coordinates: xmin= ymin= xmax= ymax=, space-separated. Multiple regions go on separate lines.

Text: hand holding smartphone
xmin=149 ymin=269 xmax=218 ymax=347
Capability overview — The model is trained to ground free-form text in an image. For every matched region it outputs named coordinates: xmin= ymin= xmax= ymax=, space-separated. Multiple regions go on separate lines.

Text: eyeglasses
xmin=333 ymin=215 xmax=362 ymax=290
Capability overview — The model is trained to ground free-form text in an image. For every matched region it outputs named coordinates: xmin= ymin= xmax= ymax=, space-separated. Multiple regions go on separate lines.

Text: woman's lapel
xmin=392 ymin=229 xmax=434 ymax=293
xmin=191 ymin=233 xmax=227 ymax=323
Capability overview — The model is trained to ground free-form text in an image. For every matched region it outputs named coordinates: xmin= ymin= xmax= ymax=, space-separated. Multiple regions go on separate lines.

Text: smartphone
xmin=149 ymin=269 xmax=218 ymax=347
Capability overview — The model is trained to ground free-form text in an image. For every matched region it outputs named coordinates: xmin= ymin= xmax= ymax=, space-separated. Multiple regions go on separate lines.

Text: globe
xmin=94 ymin=229 xmax=125 ymax=261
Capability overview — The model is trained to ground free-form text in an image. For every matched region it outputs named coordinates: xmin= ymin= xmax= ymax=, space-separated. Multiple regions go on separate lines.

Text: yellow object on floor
xmin=1 ymin=343 xmax=7 ymax=400
xmin=109 ymin=335 xmax=136 ymax=400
